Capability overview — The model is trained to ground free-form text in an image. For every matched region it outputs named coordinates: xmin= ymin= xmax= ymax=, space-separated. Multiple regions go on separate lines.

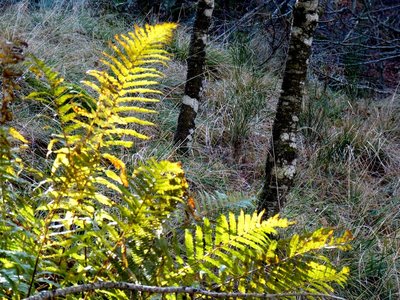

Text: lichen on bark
xmin=258 ymin=0 xmax=320 ymax=217
xmin=174 ymin=0 xmax=214 ymax=154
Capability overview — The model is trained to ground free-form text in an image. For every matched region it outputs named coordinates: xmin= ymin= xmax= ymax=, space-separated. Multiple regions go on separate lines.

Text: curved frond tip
xmin=81 ymin=23 xmax=177 ymax=147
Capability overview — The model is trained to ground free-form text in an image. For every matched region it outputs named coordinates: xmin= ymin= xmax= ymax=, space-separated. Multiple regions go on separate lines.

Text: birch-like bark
xmin=258 ymin=0 xmax=320 ymax=217
xmin=174 ymin=0 xmax=214 ymax=154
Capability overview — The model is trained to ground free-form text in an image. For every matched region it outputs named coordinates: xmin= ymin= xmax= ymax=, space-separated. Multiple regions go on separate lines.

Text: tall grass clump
xmin=287 ymin=90 xmax=400 ymax=299
xmin=224 ymin=39 xmax=276 ymax=160
xmin=299 ymin=82 xmax=347 ymax=144
xmin=0 ymin=0 xmax=129 ymax=81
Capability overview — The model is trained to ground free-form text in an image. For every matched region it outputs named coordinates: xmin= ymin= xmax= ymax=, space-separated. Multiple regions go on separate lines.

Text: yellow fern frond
xmin=82 ymin=23 xmax=177 ymax=149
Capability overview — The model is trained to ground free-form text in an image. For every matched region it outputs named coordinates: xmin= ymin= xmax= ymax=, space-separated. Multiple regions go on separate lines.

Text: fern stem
xmin=27 ymin=194 xmax=62 ymax=296
xmin=27 ymin=252 xmax=41 ymax=297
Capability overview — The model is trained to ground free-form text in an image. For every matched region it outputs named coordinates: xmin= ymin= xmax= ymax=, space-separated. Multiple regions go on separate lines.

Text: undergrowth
xmin=289 ymin=88 xmax=400 ymax=299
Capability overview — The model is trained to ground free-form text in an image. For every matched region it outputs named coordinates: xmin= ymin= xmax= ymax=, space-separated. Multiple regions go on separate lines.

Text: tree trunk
xmin=174 ymin=0 xmax=214 ymax=154
xmin=258 ymin=0 xmax=320 ymax=217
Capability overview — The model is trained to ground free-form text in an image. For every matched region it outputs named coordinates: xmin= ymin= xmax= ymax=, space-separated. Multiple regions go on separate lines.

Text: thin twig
xmin=24 ymin=282 xmax=347 ymax=300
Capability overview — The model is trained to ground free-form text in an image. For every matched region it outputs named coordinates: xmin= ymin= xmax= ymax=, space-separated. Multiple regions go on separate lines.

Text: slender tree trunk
xmin=174 ymin=0 xmax=214 ymax=154
xmin=258 ymin=0 xmax=320 ymax=217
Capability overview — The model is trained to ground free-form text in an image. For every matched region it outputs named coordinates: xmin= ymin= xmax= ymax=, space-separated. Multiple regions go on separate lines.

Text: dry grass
xmin=1 ymin=1 xmax=107 ymax=80
xmin=286 ymin=93 xmax=400 ymax=299
xmin=1 ymin=0 xmax=131 ymax=170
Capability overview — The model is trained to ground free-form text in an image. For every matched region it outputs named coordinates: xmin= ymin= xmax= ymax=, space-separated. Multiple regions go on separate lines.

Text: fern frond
xmin=131 ymin=159 xmax=188 ymax=216
xmin=82 ymin=23 xmax=177 ymax=148
xmin=24 ymin=23 xmax=178 ymax=216
xmin=194 ymin=191 xmax=256 ymax=219
xmin=160 ymin=212 xmax=352 ymax=297
xmin=27 ymin=23 xmax=177 ymax=171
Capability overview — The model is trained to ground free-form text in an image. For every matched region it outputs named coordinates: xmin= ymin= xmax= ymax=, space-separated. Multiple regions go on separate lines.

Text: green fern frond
xmin=161 ymin=212 xmax=290 ymax=286
xmin=131 ymin=159 xmax=188 ymax=216
xmin=194 ymin=191 xmax=256 ymax=219
xmin=160 ymin=211 xmax=352 ymax=297
xmin=263 ymin=228 xmax=352 ymax=295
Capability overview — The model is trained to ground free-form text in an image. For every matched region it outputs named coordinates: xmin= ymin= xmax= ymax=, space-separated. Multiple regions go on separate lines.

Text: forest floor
xmin=1 ymin=2 xmax=399 ymax=299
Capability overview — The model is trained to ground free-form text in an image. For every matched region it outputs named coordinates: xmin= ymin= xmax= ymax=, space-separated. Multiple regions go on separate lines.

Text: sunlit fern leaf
xmin=82 ymin=23 xmax=177 ymax=148
xmin=23 ymin=24 xmax=178 ymax=219
xmin=131 ymin=159 xmax=188 ymax=217
xmin=160 ymin=211 xmax=352 ymax=297
xmin=160 ymin=212 xmax=290 ymax=286
xmin=262 ymin=228 xmax=352 ymax=295
xmin=27 ymin=23 xmax=177 ymax=178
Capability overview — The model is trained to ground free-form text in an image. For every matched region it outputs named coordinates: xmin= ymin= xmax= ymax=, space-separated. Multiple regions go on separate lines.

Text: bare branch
xmin=24 ymin=282 xmax=347 ymax=300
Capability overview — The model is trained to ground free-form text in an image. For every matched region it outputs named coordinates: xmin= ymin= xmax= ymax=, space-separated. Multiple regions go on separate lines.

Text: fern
xmin=1 ymin=23 xmax=179 ymax=297
xmin=28 ymin=23 xmax=177 ymax=188
xmin=159 ymin=212 xmax=351 ymax=298
xmin=195 ymin=190 xmax=256 ymax=218
xmin=0 ymin=127 xmax=36 ymax=298
xmin=0 ymin=38 xmax=42 ymax=298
